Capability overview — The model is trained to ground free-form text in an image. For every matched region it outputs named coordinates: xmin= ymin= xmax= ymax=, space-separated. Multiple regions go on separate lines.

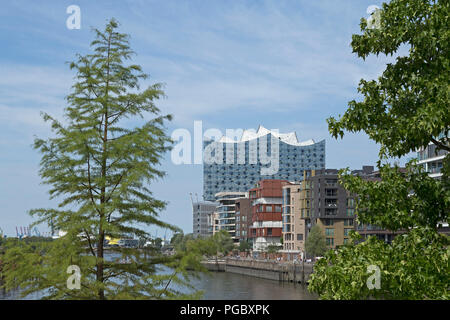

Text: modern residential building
xmin=192 ymin=201 xmax=219 ymax=238
xmin=203 ymin=125 xmax=325 ymax=201
xmin=417 ymin=134 xmax=448 ymax=179
xmin=281 ymin=181 xmax=306 ymax=260
xmin=235 ymin=198 xmax=251 ymax=244
xmin=417 ymin=143 xmax=446 ymax=178
xmin=249 ymin=179 xmax=286 ymax=251
xmin=301 ymin=167 xmax=376 ymax=249
xmin=215 ymin=191 xmax=248 ymax=243
xmin=210 ymin=211 xmax=220 ymax=235
xmin=418 ymin=138 xmax=449 ymax=233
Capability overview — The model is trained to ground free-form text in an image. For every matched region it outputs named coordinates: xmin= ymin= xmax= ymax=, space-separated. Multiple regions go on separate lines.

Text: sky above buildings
xmin=0 ymin=0 xmax=412 ymax=237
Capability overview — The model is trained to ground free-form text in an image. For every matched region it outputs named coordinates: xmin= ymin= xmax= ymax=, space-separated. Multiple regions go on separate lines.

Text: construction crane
xmin=163 ymin=229 xmax=168 ymax=246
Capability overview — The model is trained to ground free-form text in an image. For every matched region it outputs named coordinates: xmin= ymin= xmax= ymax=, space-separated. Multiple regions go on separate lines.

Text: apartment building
xmin=192 ymin=201 xmax=219 ymax=238
xmin=235 ymin=198 xmax=252 ymax=245
xmin=301 ymin=167 xmax=376 ymax=249
xmin=281 ymin=181 xmax=306 ymax=260
xmin=215 ymin=191 xmax=248 ymax=243
xmin=417 ymin=135 xmax=448 ymax=179
xmin=249 ymin=179 xmax=286 ymax=251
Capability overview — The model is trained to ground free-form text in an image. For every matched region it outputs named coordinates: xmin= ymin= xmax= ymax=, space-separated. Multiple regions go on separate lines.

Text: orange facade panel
xmin=252 ymin=212 xmax=282 ymax=223
xmin=249 ymin=227 xmax=282 ymax=238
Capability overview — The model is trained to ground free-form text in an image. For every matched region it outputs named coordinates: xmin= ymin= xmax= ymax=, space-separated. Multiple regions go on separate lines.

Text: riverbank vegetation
xmin=309 ymin=0 xmax=449 ymax=300
xmin=0 ymin=19 xmax=203 ymax=300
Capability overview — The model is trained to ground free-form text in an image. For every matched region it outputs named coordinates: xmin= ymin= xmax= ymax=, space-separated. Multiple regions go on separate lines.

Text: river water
xmin=0 ymin=271 xmax=316 ymax=300
xmin=1 ymin=251 xmax=316 ymax=300
xmin=187 ymin=271 xmax=316 ymax=300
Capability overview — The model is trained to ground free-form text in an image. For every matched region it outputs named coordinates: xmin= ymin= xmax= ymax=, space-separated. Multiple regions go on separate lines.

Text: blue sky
xmin=0 ymin=0 xmax=411 ymax=237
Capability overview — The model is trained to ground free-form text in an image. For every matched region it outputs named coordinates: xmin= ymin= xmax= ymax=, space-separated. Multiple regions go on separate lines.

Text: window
xmin=347 ymin=198 xmax=355 ymax=207
xmin=344 ymin=228 xmax=352 ymax=236
xmin=346 ymin=209 xmax=355 ymax=216
xmin=297 ymin=234 xmax=303 ymax=241
xmin=323 ymin=219 xmax=334 ymax=226
xmin=326 ymin=238 xmax=334 ymax=246
xmin=325 ymin=228 xmax=334 ymax=236
xmin=283 ymin=188 xmax=291 ymax=205
xmin=266 ymin=205 xmax=272 ymax=212
xmin=344 ymin=219 xmax=353 ymax=226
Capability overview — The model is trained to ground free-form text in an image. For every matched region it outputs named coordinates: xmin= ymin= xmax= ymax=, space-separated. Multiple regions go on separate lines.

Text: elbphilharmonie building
xmin=203 ymin=126 xmax=325 ymax=201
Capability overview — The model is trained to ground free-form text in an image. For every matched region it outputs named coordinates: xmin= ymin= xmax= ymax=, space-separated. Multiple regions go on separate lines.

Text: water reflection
xmin=0 ymin=252 xmax=317 ymax=300
xmin=189 ymin=271 xmax=316 ymax=300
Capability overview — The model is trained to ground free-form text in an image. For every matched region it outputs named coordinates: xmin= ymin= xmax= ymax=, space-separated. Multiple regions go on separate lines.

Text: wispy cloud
xmin=0 ymin=0 xmax=406 ymax=235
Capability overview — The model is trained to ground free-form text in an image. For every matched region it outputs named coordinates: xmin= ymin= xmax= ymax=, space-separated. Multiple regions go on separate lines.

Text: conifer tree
xmin=1 ymin=19 xmax=200 ymax=300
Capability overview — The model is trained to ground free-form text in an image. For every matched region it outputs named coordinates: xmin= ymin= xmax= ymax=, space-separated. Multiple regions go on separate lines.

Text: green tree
xmin=310 ymin=0 xmax=449 ymax=299
xmin=170 ymin=233 xmax=185 ymax=247
xmin=304 ymin=225 xmax=327 ymax=258
xmin=238 ymin=241 xmax=252 ymax=253
xmin=199 ymin=230 xmax=235 ymax=264
xmin=153 ymin=238 xmax=163 ymax=250
xmin=0 ymin=19 xmax=198 ymax=300
xmin=171 ymin=233 xmax=195 ymax=252
xmin=266 ymin=244 xmax=282 ymax=254
xmin=212 ymin=230 xmax=235 ymax=257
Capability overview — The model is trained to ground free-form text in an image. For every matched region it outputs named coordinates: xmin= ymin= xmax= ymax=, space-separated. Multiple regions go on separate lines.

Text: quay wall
xmin=224 ymin=258 xmax=313 ymax=284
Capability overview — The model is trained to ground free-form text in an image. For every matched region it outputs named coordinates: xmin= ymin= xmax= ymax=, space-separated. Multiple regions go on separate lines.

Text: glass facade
xmin=203 ymin=132 xmax=325 ymax=201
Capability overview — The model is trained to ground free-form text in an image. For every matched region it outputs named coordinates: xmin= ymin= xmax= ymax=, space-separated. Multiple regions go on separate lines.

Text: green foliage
xmin=327 ymin=0 xmax=449 ymax=158
xmin=304 ymin=225 xmax=327 ymax=258
xmin=210 ymin=230 xmax=235 ymax=257
xmin=339 ymin=162 xmax=449 ymax=231
xmin=238 ymin=241 xmax=252 ymax=252
xmin=309 ymin=228 xmax=449 ymax=300
xmin=311 ymin=0 xmax=450 ymax=300
xmin=171 ymin=233 xmax=195 ymax=252
xmin=0 ymin=19 xmax=198 ymax=300
xmin=266 ymin=244 xmax=282 ymax=254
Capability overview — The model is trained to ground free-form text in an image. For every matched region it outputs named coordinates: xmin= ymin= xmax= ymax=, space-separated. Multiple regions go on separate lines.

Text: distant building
xmin=300 ymin=167 xmax=376 ymax=249
xmin=281 ymin=171 xmax=314 ymax=260
xmin=192 ymin=201 xmax=218 ymax=238
xmin=203 ymin=125 xmax=325 ymax=201
xmin=417 ymin=136 xmax=448 ymax=179
xmin=249 ymin=179 xmax=287 ymax=251
xmin=417 ymin=137 xmax=449 ymax=234
xmin=215 ymin=191 xmax=248 ymax=243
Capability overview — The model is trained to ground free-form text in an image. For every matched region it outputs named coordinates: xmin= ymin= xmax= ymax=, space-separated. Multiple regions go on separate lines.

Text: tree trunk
xmin=96 ymin=30 xmax=112 ymax=301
